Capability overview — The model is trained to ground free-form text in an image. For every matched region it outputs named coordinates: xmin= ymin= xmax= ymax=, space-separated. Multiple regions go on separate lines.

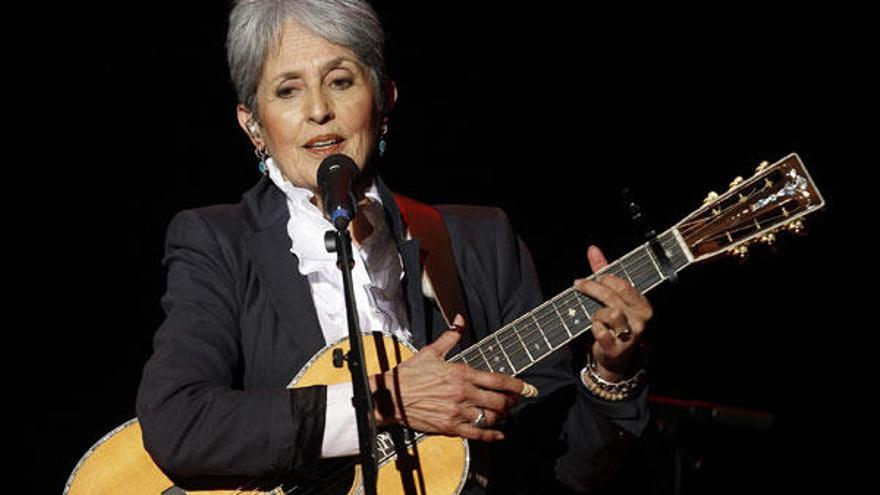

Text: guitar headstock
xmin=675 ymin=153 xmax=824 ymax=262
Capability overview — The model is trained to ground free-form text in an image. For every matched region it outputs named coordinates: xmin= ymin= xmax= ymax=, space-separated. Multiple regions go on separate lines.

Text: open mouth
xmin=303 ymin=134 xmax=345 ymax=153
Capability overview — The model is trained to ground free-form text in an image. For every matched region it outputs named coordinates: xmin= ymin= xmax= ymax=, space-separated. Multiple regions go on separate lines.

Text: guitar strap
xmin=393 ymin=193 xmax=470 ymax=332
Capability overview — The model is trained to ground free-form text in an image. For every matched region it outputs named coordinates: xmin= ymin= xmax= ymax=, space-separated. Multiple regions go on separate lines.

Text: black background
xmin=22 ymin=2 xmax=872 ymax=493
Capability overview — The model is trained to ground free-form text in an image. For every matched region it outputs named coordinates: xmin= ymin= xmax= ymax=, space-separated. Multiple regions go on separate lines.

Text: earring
xmin=378 ymin=124 xmax=388 ymax=157
xmin=255 ymin=146 xmax=270 ymax=175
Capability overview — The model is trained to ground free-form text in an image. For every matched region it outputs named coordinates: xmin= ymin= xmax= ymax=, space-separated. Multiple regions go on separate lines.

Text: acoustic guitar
xmin=65 ymin=153 xmax=824 ymax=494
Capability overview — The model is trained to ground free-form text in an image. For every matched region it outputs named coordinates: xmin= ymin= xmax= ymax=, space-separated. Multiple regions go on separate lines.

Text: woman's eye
xmin=330 ymin=78 xmax=353 ymax=90
xmin=276 ymin=86 xmax=298 ymax=98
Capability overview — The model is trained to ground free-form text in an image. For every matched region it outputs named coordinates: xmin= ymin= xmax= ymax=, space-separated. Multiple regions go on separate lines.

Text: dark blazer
xmin=136 ymin=175 xmax=650 ymax=493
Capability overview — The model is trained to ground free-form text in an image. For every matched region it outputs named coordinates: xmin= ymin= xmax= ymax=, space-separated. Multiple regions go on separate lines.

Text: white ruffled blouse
xmin=265 ymin=157 xmax=411 ymax=458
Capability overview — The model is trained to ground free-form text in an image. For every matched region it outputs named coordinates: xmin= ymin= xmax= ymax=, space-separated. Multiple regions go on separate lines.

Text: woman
xmin=136 ymin=0 xmax=654 ymax=493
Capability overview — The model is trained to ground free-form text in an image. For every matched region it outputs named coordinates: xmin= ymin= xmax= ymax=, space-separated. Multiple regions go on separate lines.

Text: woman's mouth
xmin=303 ymin=134 xmax=345 ymax=157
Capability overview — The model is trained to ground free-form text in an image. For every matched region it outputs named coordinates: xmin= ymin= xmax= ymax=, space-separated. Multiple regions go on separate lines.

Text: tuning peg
xmin=703 ymin=191 xmax=719 ymax=205
xmin=729 ymin=176 xmax=744 ymax=190
xmin=730 ymin=244 xmax=749 ymax=259
xmin=786 ymin=220 xmax=805 ymax=234
xmin=755 ymin=161 xmax=769 ymax=174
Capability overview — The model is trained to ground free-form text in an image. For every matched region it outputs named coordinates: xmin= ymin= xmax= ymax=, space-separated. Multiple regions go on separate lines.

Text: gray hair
xmin=226 ymin=0 xmax=388 ymax=118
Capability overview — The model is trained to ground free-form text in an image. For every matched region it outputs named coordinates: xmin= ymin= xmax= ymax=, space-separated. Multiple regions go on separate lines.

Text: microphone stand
xmin=324 ymin=227 xmax=379 ymax=495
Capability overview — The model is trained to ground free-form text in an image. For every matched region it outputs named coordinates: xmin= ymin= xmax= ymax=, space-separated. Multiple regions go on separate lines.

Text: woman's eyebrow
xmin=271 ymin=56 xmax=360 ymax=82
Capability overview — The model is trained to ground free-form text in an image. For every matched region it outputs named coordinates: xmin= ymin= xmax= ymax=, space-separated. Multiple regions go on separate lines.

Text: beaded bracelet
xmin=580 ymin=352 xmax=646 ymax=401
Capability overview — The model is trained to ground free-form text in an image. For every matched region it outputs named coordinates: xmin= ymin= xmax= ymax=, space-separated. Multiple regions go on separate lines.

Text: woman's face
xmin=239 ymin=20 xmax=378 ymax=193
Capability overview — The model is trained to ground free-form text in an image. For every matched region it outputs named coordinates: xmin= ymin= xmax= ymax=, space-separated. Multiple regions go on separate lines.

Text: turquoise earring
xmin=255 ymin=146 xmax=270 ymax=175
xmin=379 ymin=124 xmax=388 ymax=157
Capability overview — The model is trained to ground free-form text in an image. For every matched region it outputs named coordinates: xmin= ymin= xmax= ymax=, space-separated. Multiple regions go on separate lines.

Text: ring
xmin=613 ymin=327 xmax=633 ymax=341
xmin=473 ymin=408 xmax=487 ymax=428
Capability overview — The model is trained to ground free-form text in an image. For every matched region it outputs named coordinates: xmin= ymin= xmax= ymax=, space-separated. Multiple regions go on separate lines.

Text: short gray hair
xmin=226 ymin=0 xmax=388 ymax=117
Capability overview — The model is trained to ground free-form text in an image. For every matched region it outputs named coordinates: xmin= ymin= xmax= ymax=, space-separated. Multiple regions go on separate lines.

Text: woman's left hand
xmin=573 ymin=245 xmax=654 ymax=381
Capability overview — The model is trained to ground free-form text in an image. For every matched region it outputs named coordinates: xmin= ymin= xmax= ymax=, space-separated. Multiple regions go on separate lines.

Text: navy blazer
xmin=136 ymin=175 xmax=650 ymax=493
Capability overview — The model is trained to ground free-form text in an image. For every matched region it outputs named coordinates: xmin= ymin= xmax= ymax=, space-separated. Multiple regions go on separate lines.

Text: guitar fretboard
xmin=447 ymin=228 xmax=691 ymax=376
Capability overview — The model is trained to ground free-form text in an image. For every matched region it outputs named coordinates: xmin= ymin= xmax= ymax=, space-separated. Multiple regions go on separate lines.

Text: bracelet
xmin=580 ymin=352 xmax=645 ymax=401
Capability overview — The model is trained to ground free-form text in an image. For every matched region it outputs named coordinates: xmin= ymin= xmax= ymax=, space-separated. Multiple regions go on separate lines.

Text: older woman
xmin=136 ymin=0 xmax=653 ymax=493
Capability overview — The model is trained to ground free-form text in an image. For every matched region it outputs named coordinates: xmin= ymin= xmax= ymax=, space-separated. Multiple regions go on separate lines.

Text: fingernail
xmin=520 ymin=381 xmax=539 ymax=398
xmin=450 ymin=313 xmax=465 ymax=329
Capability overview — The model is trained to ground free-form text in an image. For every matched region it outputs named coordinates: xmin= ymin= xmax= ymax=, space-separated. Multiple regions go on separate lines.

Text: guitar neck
xmin=447 ymin=228 xmax=693 ymax=376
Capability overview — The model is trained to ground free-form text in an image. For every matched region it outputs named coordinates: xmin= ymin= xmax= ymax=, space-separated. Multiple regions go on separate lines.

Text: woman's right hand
xmin=370 ymin=315 xmax=526 ymax=441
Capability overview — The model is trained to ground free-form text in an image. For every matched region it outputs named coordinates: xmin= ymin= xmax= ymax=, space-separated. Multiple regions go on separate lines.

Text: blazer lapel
xmin=242 ymin=177 xmax=326 ymax=360
xmin=376 ymin=177 xmax=428 ymax=349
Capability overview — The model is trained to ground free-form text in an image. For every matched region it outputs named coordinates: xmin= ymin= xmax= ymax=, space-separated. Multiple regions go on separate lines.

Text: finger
xmin=587 ymin=245 xmax=609 ymax=274
xmin=469 ymin=370 xmax=525 ymax=396
xmin=593 ymin=307 xmax=631 ymax=333
xmin=520 ymin=381 xmax=539 ymax=398
xmin=599 ymin=275 xmax=651 ymax=314
xmin=456 ymin=423 xmax=505 ymax=442
xmin=574 ymin=279 xmax=626 ymax=309
xmin=451 ymin=313 xmax=466 ymax=329
xmin=466 ymin=386 xmax=517 ymax=413
xmin=426 ymin=328 xmax=462 ymax=358
xmin=591 ymin=319 xmax=619 ymax=351
xmin=466 ymin=406 xmax=501 ymax=427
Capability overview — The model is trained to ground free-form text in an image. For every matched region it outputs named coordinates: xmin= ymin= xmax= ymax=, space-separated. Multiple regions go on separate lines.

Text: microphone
xmin=317 ymin=153 xmax=360 ymax=231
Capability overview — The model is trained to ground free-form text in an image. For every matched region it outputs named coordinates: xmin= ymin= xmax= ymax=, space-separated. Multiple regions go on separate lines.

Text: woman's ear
xmin=383 ymin=80 xmax=399 ymax=117
xmin=236 ymin=103 xmax=263 ymax=147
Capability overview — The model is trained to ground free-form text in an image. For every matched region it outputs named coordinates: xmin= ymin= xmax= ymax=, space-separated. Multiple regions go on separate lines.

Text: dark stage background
xmin=24 ymin=2 xmax=872 ymax=494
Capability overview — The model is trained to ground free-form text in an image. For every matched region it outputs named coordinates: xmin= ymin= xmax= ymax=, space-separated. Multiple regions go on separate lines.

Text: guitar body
xmin=65 ymin=332 xmax=469 ymax=495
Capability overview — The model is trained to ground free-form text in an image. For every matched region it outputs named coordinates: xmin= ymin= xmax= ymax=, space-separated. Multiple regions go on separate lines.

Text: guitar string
xmin=485 ymin=257 xmax=674 ymax=379
xmin=679 ymin=200 xmax=800 ymax=247
xmin=465 ymin=267 xmax=657 ymax=375
xmin=456 ymin=260 xmax=657 ymax=373
xmin=676 ymin=176 xmax=795 ymax=243
xmin=688 ymin=208 xmax=805 ymax=248
xmin=457 ymin=238 xmax=676 ymax=374
xmin=455 ymin=235 xmax=673 ymax=368
xmin=456 ymin=236 xmax=679 ymax=374
xmin=675 ymin=176 xmax=775 ymax=234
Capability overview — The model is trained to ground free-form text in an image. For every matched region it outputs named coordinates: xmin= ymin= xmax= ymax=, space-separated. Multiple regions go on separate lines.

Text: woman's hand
xmin=370 ymin=315 xmax=525 ymax=442
xmin=574 ymin=245 xmax=654 ymax=381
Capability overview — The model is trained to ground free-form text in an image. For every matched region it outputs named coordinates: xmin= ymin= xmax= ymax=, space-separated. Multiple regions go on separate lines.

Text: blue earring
xmin=255 ymin=146 xmax=270 ymax=175
xmin=378 ymin=124 xmax=388 ymax=157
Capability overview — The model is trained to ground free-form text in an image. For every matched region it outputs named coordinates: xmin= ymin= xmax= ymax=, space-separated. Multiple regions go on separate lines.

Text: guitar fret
xmin=536 ymin=304 xmax=569 ymax=348
xmin=605 ymin=263 xmax=626 ymax=282
xmin=461 ymin=347 xmax=489 ymax=371
xmin=478 ymin=334 xmax=513 ymax=374
xmin=498 ymin=326 xmax=532 ymax=371
xmin=554 ymin=291 xmax=591 ymax=340
xmin=532 ymin=313 xmax=554 ymax=349
xmin=644 ymin=245 xmax=663 ymax=278
xmin=578 ymin=298 xmax=592 ymax=319
xmin=550 ymin=298 xmax=573 ymax=339
xmin=616 ymin=258 xmax=635 ymax=286
xmin=511 ymin=322 xmax=536 ymax=362
xmin=625 ymin=247 xmax=661 ymax=291
xmin=519 ymin=315 xmax=551 ymax=361
xmin=475 ymin=346 xmax=494 ymax=373
xmin=490 ymin=334 xmax=516 ymax=374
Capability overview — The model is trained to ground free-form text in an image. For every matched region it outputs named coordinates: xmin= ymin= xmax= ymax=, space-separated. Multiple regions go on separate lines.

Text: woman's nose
xmin=307 ymin=89 xmax=334 ymax=125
